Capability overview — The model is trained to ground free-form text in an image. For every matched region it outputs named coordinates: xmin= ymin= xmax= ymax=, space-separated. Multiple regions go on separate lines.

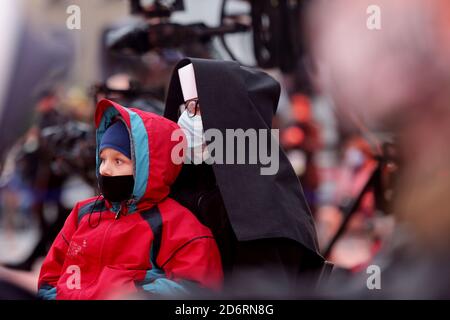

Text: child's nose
xmin=100 ymin=163 xmax=113 ymax=176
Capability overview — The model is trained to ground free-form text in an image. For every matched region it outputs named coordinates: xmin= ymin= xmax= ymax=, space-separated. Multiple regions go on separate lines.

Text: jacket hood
xmin=95 ymin=99 xmax=186 ymax=211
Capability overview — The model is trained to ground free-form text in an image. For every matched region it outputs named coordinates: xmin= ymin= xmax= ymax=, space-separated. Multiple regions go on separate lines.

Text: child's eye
xmin=115 ymin=159 xmax=123 ymax=165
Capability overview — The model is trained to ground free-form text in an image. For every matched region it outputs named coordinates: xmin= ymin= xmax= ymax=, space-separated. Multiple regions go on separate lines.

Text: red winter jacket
xmin=37 ymin=99 xmax=223 ymax=299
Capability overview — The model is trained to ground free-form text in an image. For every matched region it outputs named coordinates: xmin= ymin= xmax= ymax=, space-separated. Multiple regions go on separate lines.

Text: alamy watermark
xmin=171 ymin=128 xmax=280 ymax=176
xmin=66 ymin=265 xmax=81 ymax=290
xmin=66 ymin=5 xmax=81 ymax=30
xmin=367 ymin=4 xmax=381 ymax=30
xmin=366 ymin=264 xmax=381 ymax=290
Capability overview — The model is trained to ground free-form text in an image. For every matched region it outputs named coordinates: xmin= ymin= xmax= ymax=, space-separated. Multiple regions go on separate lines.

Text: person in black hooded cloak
xmin=164 ymin=58 xmax=325 ymax=296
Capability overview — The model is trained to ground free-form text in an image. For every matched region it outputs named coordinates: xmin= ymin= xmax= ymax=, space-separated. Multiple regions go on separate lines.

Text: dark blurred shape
xmin=106 ymin=20 xmax=249 ymax=56
xmin=97 ymin=20 xmax=178 ymax=115
xmin=0 ymin=280 xmax=36 ymax=300
xmin=323 ymin=141 xmax=398 ymax=259
xmin=0 ymin=19 xmax=74 ymax=166
xmin=130 ymin=0 xmax=184 ymax=18
xmin=92 ymin=80 xmax=165 ymax=115
xmin=251 ymin=0 xmax=310 ymax=73
xmin=110 ymin=0 xmax=316 ymax=73
xmin=106 ymin=0 xmax=248 ymax=55
xmin=107 ymin=0 xmax=314 ymax=74
xmin=40 ymin=120 xmax=97 ymax=186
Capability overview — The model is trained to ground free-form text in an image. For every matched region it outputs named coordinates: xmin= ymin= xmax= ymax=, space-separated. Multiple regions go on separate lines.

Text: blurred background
xmin=1 ymin=0 xmax=450 ymax=298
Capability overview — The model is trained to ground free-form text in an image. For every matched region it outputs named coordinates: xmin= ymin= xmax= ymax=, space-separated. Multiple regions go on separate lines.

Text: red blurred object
xmin=291 ymin=94 xmax=312 ymax=123
xmin=282 ymin=126 xmax=305 ymax=148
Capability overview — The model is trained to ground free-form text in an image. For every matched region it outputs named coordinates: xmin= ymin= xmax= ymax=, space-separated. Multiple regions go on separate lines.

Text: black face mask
xmin=98 ymin=175 xmax=134 ymax=203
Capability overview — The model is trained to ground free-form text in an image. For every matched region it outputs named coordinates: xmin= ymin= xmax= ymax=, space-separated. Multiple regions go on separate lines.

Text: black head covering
xmin=164 ymin=58 xmax=322 ymax=261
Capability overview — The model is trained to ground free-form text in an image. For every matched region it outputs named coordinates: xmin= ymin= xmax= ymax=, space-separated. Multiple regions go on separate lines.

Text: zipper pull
xmin=114 ymin=204 xmax=122 ymax=220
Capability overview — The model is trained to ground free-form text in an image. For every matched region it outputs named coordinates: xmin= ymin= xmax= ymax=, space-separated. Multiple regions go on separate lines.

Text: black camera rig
xmin=108 ymin=0 xmax=306 ymax=73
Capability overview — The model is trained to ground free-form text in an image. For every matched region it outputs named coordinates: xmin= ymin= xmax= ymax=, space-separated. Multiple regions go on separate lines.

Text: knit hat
xmin=99 ymin=121 xmax=131 ymax=159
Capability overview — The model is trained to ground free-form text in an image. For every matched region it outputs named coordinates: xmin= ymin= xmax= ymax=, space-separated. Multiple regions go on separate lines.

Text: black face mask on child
xmin=98 ymin=175 xmax=134 ymax=203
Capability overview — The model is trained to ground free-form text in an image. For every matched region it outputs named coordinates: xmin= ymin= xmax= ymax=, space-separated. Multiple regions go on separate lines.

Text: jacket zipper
xmin=79 ymin=207 xmax=119 ymax=299
xmin=114 ymin=204 xmax=122 ymax=220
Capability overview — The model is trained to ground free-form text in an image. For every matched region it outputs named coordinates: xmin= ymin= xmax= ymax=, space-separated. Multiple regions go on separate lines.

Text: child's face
xmin=99 ymin=148 xmax=133 ymax=176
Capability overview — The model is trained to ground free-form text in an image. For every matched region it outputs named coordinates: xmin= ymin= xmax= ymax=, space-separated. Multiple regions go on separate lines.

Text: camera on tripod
xmin=107 ymin=0 xmax=308 ymax=73
xmin=107 ymin=0 xmax=250 ymax=56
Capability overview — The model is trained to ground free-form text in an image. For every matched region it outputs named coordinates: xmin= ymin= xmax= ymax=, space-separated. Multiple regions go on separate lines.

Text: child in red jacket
xmin=37 ymin=99 xmax=223 ymax=299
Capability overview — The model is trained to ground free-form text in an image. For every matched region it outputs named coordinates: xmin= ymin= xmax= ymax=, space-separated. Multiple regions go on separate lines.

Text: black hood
xmin=164 ymin=58 xmax=322 ymax=261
